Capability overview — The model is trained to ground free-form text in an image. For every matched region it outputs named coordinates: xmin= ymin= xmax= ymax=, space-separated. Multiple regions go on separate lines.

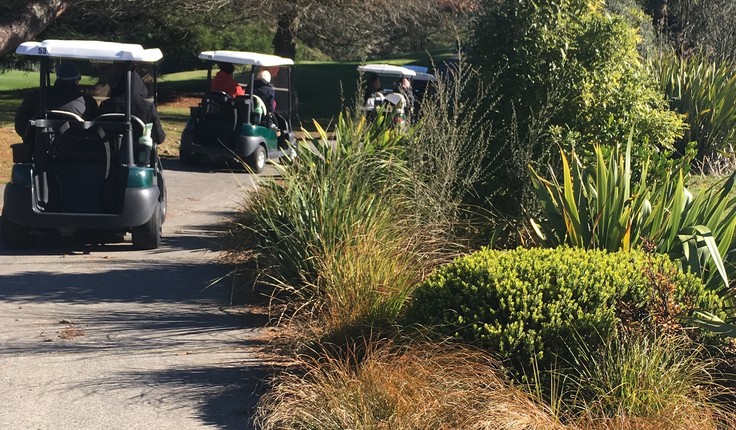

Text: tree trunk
xmin=272 ymin=10 xmax=299 ymax=59
xmin=0 ymin=0 xmax=71 ymax=56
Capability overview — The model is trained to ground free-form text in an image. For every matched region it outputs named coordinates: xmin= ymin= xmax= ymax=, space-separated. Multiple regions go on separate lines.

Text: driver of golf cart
xmin=14 ymin=62 xmax=98 ymax=144
xmin=210 ymin=62 xmax=245 ymax=98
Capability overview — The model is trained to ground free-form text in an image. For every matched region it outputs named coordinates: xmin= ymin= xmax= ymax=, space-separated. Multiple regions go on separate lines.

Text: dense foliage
xmin=405 ymin=247 xmax=724 ymax=373
xmin=648 ymin=0 xmax=736 ymax=64
xmin=530 ymin=141 xmax=736 ymax=293
xmin=651 ymin=51 xmax=736 ymax=163
xmin=472 ymin=0 xmax=683 ymax=215
xmin=38 ymin=7 xmax=273 ymax=73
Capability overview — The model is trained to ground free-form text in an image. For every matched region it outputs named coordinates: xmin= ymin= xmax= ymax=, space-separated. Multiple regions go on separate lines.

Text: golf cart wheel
xmin=179 ymin=150 xmax=201 ymax=166
xmin=1 ymin=213 xmax=33 ymax=249
xmin=246 ymin=144 xmax=267 ymax=173
xmin=132 ymin=203 xmax=162 ymax=250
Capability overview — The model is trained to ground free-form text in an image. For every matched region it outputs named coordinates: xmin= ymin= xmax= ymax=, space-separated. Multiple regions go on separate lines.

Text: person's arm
xmin=14 ymin=93 xmax=37 ymax=138
xmin=268 ymin=86 xmax=276 ymax=112
xmin=83 ymin=95 xmax=99 ymax=120
xmin=150 ymin=105 xmax=166 ymax=144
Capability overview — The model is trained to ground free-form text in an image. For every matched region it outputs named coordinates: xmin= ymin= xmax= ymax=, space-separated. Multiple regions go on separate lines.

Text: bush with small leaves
xmin=405 ymin=247 xmax=724 ymax=376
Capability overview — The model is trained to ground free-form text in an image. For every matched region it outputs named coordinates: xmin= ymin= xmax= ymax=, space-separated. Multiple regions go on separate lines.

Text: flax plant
xmin=530 ymin=137 xmax=736 ymax=295
xmin=651 ymin=51 xmax=736 ymax=164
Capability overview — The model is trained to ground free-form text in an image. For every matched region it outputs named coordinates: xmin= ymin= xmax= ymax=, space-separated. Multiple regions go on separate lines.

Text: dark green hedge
xmin=405 ymin=247 xmax=724 ymax=372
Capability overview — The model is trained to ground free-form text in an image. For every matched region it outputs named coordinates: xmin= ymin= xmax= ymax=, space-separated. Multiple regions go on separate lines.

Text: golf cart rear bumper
xmin=181 ymin=133 xmax=264 ymax=159
xmin=3 ymin=183 xmax=159 ymax=230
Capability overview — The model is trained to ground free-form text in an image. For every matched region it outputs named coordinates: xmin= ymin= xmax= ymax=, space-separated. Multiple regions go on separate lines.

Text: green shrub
xmin=405 ymin=247 xmax=724 ymax=375
xmin=472 ymin=0 xmax=683 ymax=216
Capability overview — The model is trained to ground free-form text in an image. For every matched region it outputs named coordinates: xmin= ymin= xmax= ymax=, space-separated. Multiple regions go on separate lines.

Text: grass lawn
xmin=0 ymin=70 xmax=39 ymax=91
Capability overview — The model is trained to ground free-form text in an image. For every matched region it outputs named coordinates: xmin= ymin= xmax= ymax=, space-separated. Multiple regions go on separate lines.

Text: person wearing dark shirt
xmin=393 ymin=77 xmax=415 ymax=121
xmin=14 ymin=62 xmax=98 ymax=142
xmin=364 ymin=73 xmax=382 ymax=104
xmin=210 ymin=62 xmax=245 ymax=98
xmin=98 ymin=71 xmax=166 ymax=144
xmin=252 ymin=69 xmax=276 ymax=113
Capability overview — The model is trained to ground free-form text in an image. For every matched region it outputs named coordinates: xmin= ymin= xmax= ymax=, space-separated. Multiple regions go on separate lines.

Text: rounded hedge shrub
xmin=405 ymin=247 xmax=723 ymax=373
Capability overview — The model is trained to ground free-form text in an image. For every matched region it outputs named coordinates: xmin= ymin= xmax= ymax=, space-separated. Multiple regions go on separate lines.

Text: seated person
xmin=252 ymin=69 xmax=276 ymax=113
xmin=98 ymin=71 xmax=166 ymax=145
xmin=393 ymin=77 xmax=415 ymax=120
xmin=14 ymin=62 xmax=99 ymax=143
xmin=363 ymin=73 xmax=382 ymax=104
xmin=210 ymin=62 xmax=245 ymax=98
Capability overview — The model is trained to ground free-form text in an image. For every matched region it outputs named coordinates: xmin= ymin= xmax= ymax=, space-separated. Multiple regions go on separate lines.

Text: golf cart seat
xmin=196 ymin=91 xmax=238 ymax=148
xmin=383 ymin=92 xmax=406 ymax=112
xmin=47 ymin=110 xmax=84 ymax=122
xmin=251 ymin=94 xmax=267 ymax=125
xmin=94 ymin=113 xmax=145 ymax=149
xmin=94 ymin=113 xmax=149 ymax=167
xmin=94 ymin=113 xmax=145 ymax=134
xmin=31 ymin=111 xmax=119 ymax=213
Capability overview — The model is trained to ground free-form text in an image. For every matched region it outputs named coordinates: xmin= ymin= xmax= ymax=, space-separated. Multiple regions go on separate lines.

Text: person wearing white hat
xmin=252 ymin=69 xmax=276 ymax=114
xmin=15 ymin=61 xmax=98 ymax=142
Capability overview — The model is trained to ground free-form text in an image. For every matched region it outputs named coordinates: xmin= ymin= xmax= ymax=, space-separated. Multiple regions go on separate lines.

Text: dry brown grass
xmin=0 ymin=127 xmax=18 ymax=184
xmin=254 ymin=341 xmax=565 ymax=430
xmin=58 ymin=327 xmax=85 ymax=340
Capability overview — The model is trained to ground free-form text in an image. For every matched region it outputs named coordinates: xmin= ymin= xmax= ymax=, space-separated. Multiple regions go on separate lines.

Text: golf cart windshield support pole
xmin=39 ymin=57 xmax=49 ymax=118
xmin=124 ymin=64 xmax=134 ymax=165
xmin=287 ymin=67 xmax=292 ymax=122
xmin=206 ymin=64 xmax=212 ymax=91
xmin=249 ymin=70 xmax=255 ymax=115
xmin=153 ymin=63 xmax=158 ymax=105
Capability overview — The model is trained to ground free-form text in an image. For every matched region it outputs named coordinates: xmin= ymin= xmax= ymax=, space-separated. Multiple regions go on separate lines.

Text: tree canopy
xmin=0 ymin=0 xmax=477 ymax=66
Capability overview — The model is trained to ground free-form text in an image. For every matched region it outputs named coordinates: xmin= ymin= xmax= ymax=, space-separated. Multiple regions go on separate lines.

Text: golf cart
xmin=179 ymin=51 xmax=297 ymax=173
xmin=2 ymin=39 xmax=166 ymax=250
xmin=358 ymin=64 xmax=417 ymax=127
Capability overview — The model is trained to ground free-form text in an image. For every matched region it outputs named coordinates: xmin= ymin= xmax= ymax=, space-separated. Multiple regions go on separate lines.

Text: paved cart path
xmin=0 ymin=160 xmax=275 ymax=430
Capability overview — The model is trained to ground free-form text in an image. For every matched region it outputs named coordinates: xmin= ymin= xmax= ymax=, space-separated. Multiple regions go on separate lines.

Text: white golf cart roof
xmin=198 ymin=51 xmax=294 ymax=67
xmin=15 ymin=39 xmax=163 ymax=62
xmin=403 ymin=65 xmax=436 ymax=82
xmin=358 ymin=64 xmax=417 ymax=78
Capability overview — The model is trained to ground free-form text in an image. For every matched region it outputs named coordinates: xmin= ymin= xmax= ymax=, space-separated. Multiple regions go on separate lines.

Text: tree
xmin=648 ymin=0 xmax=736 ymax=63
xmin=0 ymin=0 xmax=71 ymax=56
xmin=0 ymin=0 xmax=263 ymax=58
xmin=472 ymin=0 xmax=683 ymax=217
xmin=0 ymin=0 xmax=476 ymax=62
xmin=274 ymin=0 xmax=476 ymax=60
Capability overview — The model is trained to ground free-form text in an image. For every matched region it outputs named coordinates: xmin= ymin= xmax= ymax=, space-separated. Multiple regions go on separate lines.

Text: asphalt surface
xmin=0 ymin=159 xmax=277 ymax=429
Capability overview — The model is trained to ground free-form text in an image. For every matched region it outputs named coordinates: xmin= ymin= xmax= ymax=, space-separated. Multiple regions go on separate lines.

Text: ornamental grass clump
xmin=223 ymin=113 xmax=459 ymax=337
xmin=567 ymin=333 xmax=736 ymax=430
xmin=254 ymin=341 xmax=564 ymax=430
xmin=223 ymin=114 xmax=409 ymax=285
